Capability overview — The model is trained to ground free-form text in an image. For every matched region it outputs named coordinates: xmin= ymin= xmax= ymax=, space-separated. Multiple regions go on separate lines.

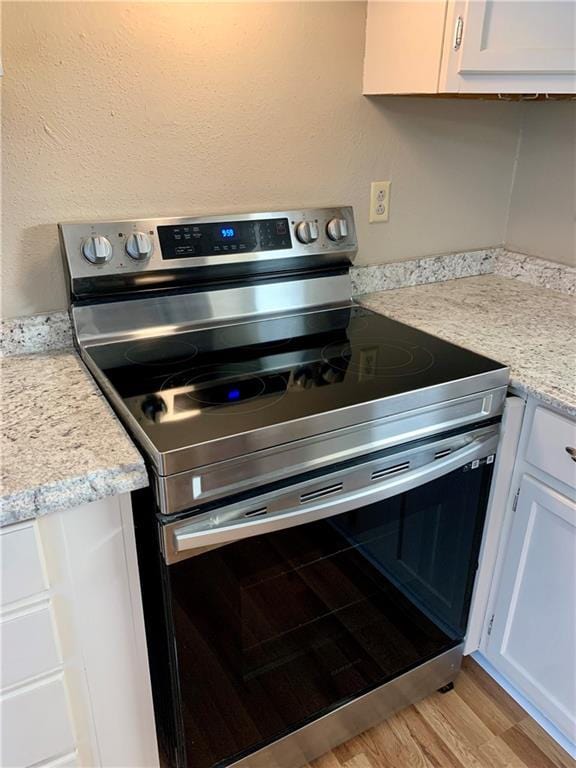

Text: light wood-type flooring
xmin=308 ymin=657 xmax=575 ymax=768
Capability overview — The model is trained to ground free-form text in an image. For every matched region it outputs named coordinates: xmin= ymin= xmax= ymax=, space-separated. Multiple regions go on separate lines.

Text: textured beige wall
xmin=2 ymin=2 xmax=523 ymax=318
xmin=506 ymin=102 xmax=576 ymax=267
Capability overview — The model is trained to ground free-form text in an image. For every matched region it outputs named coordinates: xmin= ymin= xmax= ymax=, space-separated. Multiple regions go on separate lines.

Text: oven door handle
xmin=165 ymin=430 xmax=498 ymax=563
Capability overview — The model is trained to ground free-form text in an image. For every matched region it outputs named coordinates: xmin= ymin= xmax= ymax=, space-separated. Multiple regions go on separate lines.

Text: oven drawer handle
xmin=167 ymin=430 xmax=498 ymax=563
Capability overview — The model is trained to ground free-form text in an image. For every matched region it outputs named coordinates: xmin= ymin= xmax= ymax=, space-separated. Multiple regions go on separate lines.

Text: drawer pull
xmin=566 ymin=446 xmax=576 ymax=462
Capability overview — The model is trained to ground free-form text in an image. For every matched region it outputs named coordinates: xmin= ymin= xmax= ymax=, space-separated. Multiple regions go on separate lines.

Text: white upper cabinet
xmin=363 ymin=0 xmax=576 ymax=95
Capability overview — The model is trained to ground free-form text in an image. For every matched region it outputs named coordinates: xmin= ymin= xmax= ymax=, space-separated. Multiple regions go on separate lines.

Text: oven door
xmin=159 ymin=423 xmax=498 ymax=768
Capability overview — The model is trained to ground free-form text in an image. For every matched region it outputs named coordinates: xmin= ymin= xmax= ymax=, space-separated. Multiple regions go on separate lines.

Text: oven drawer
xmin=526 ymin=407 xmax=576 ymax=490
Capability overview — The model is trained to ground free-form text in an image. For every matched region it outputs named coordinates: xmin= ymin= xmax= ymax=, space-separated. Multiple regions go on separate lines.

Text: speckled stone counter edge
xmin=508 ymin=380 xmax=576 ymax=419
xmin=494 ymin=251 xmax=576 ymax=296
xmin=1 ymin=310 xmax=72 ymax=356
xmin=1 ymin=463 xmax=149 ymax=527
xmin=352 ymin=248 xmax=575 ymax=296
xmin=351 ymin=248 xmax=497 ymax=294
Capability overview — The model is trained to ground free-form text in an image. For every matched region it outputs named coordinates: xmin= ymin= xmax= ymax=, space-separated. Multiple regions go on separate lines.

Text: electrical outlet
xmin=369 ymin=181 xmax=391 ymax=223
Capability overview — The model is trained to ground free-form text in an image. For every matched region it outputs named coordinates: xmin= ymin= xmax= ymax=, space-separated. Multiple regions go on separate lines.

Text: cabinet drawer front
xmin=1 ymin=606 xmax=61 ymax=689
xmin=0 ymin=677 xmax=75 ymax=767
xmin=0 ymin=523 xmax=47 ymax=606
xmin=526 ymin=407 xmax=576 ymax=490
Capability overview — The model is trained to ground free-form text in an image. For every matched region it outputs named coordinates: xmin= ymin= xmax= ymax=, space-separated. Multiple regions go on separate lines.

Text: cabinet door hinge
xmin=512 ymin=487 xmax=520 ymax=512
xmin=487 ymin=613 xmax=495 ymax=637
xmin=453 ymin=16 xmax=464 ymax=50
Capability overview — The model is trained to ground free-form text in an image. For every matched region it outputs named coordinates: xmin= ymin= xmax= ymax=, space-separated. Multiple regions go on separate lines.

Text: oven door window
xmin=168 ymin=461 xmax=493 ymax=768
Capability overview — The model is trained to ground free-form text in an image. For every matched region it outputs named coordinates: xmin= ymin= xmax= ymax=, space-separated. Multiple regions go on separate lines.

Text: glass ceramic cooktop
xmin=85 ymin=307 xmax=504 ymax=455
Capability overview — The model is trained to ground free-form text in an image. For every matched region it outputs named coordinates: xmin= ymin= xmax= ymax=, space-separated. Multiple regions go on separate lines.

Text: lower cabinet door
xmin=485 ymin=474 xmax=576 ymax=741
xmin=0 ymin=676 xmax=75 ymax=767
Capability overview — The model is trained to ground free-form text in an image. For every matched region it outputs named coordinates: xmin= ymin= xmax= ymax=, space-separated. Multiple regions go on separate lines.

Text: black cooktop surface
xmin=85 ymin=306 xmax=506 ymax=457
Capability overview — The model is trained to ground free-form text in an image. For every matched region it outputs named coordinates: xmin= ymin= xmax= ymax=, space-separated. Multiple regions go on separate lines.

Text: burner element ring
xmin=322 ymin=338 xmax=435 ymax=378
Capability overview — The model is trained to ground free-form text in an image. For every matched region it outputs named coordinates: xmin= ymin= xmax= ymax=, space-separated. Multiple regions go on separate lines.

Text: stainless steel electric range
xmin=59 ymin=206 xmax=509 ymax=768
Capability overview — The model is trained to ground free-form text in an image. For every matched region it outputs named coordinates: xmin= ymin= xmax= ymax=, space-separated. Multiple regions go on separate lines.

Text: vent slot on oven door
xmin=300 ymin=483 xmax=343 ymax=504
xmin=371 ymin=462 xmax=410 ymax=481
xmin=434 ymin=448 xmax=452 ymax=460
xmin=243 ymin=507 xmax=268 ymax=519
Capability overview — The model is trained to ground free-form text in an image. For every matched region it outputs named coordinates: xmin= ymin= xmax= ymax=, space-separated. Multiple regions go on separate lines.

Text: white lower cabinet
xmin=1 ymin=677 xmax=76 ymax=767
xmin=0 ymin=604 xmax=61 ymax=689
xmin=485 ymin=474 xmax=576 ymax=740
xmin=480 ymin=397 xmax=576 ymax=747
xmin=0 ymin=495 xmax=158 ymax=768
xmin=0 ymin=521 xmax=76 ymax=768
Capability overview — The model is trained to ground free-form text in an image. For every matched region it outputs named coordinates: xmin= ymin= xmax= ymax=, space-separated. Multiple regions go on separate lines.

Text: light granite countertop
xmin=359 ymin=275 xmax=576 ymax=417
xmin=1 ymin=351 xmax=148 ymax=527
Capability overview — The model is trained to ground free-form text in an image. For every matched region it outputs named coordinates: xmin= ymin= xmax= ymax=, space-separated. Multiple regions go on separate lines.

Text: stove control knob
xmin=293 ymin=366 xmax=314 ymax=389
xmin=82 ymin=235 xmax=113 ymax=265
xmin=141 ymin=395 xmax=167 ymax=422
xmin=326 ymin=217 xmax=348 ymax=242
xmin=295 ymin=220 xmax=319 ymax=245
xmin=126 ymin=232 xmax=153 ymax=261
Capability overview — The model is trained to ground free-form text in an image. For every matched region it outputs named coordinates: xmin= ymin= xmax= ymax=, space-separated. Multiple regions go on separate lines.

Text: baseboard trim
xmin=472 ymin=652 xmax=576 ymax=759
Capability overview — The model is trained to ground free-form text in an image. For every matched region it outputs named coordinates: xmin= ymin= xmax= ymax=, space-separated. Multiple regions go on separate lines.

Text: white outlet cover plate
xmin=369 ymin=181 xmax=391 ymax=223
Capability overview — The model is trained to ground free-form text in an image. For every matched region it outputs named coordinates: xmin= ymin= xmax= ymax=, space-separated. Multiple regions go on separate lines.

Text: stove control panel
xmin=59 ymin=207 xmax=357 ymax=297
xmin=157 ymin=217 xmax=291 ymax=260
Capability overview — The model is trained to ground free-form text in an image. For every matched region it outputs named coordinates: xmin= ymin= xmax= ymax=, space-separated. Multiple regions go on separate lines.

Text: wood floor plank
xmin=477 ymin=735 xmax=529 ymax=768
xmin=386 ymin=711 xmax=441 ymax=768
xmin=355 ymin=720 xmax=411 ymax=768
xmin=516 ymin=718 xmax=576 ymax=768
xmin=456 ymin=664 xmax=518 ymax=736
xmin=461 ymin=658 xmax=527 ymax=725
xmin=398 ymin=705 xmax=467 ymax=768
xmin=423 ymin=687 xmax=496 ymax=748
xmin=501 ymin=723 xmax=563 ymax=768
xmin=415 ymin=694 xmax=489 ymax=768
xmin=342 ymin=755 xmax=376 ymax=768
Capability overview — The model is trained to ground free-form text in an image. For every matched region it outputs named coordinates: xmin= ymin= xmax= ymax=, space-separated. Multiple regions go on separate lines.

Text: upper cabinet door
xmin=441 ymin=0 xmax=576 ymax=92
xmin=363 ymin=1 xmax=448 ymax=94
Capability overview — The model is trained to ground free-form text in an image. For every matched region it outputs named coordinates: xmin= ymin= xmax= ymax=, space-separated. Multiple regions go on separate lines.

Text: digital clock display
xmin=220 ymin=227 xmax=236 ymax=239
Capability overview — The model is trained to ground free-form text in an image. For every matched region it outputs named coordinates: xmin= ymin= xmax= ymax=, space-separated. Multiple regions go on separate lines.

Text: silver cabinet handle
xmin=166 ymin=431 xmax=499 ymax=563
xmin=566 ymin=447 xmax=576 ymax=462
xmin=453 ymin=15 xmax=464 ymax=50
